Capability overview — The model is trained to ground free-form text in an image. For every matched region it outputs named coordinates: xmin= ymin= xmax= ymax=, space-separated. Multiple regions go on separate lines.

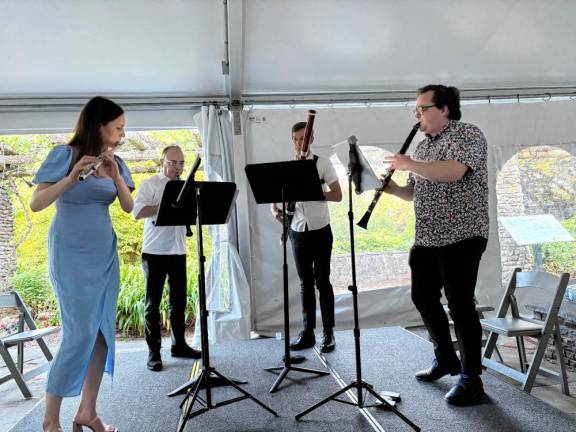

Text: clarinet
xmin=280 ymin=110 xmax=316 ymax=242
xmin=356 ymin=122 xmax=420 ymax=229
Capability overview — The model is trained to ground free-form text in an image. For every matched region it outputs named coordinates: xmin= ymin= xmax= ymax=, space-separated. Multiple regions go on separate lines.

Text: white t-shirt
xmin=290 ymin=154 xmax=339 ymax=232
xmin=133 ymin=173 xmax=187 ymax=255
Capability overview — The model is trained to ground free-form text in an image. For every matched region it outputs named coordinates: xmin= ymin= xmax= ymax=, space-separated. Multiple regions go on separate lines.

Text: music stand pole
xmin=264 ymin=189 xmax=330 ymax=393
xmin=178 ymin=183 xmax=277 ymax=432
xmin=295 ymin=141 xmax=420 ymax=431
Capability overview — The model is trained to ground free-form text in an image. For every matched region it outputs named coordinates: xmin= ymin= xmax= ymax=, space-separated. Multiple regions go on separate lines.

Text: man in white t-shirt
xmin=134 ymin=145 xmax=200 ymax=372
xmin=271 ymin=122 xmax=343 ymax=353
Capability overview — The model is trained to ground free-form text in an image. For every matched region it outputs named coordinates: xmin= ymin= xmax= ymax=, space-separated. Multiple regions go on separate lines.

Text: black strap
xmin=312 ymin=154 xmax=325 ymax=184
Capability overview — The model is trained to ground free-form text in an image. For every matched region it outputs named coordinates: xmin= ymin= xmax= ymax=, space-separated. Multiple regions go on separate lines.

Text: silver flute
xmin=78 ymin=149 xmax=111 ymax=181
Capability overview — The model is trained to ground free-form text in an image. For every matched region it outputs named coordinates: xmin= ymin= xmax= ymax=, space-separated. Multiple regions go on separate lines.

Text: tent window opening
xmin=1 ymin=129 xmax=207 ymax=336
xmin=496 ymin=145 xmax=576 ymax=285
xmin=328 ymin=147 xmax=415 ymax=295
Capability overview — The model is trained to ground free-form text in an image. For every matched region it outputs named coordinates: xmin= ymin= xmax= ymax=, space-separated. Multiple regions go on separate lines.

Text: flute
xmin=78 ymin=148 xmax=112 ymax=181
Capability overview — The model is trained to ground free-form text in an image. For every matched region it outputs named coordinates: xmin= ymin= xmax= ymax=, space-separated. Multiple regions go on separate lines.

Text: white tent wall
xmin=0 ymin=0 xmax=225 ymax=96
xmin=243 ymin=0 xmax=576 ymax=94
xmin=242 ymin=99 xmax=576 ymax=335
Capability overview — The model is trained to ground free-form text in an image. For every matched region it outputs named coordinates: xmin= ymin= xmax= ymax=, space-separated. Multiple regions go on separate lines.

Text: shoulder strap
xmin=312 ymin=154 xmax=325 ymax=184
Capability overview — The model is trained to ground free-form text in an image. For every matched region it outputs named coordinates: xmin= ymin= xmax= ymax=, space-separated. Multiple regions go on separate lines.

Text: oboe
xmin=78 ymin=149 xmax=111 ymax=181
xmin=356 ymin=122 xmax=420 ymax=229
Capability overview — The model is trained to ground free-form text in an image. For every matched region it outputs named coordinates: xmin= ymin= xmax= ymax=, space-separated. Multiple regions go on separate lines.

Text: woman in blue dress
xmin=30 ymin=97 xmax=134 ymax=432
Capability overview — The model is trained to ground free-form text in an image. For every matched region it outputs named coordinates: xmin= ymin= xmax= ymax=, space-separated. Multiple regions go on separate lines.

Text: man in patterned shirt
xmin=384 ymin=85 xmax=489 ymax=405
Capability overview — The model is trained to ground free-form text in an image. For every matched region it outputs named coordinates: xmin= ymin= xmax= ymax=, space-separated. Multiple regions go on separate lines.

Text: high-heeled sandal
xmin=72 ymin=416 xmax=118 ymax=432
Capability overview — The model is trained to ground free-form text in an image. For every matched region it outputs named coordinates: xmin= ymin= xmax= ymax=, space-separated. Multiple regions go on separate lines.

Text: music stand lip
xmin=245 ymin=159 xmax=325 ymax=204
xmin=155 ymin=180 xmax=238 ymax=227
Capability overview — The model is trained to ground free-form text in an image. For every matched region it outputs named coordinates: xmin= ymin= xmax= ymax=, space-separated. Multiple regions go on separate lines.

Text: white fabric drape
xmin=192 ymin=105 xmax=251 ymax=345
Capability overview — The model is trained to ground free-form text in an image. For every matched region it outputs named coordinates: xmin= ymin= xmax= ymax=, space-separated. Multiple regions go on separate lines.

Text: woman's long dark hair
xmin=69 ymin=96 xmax=124 ymax=162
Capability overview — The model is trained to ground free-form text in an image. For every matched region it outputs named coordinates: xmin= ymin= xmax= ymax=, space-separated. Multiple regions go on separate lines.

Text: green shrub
xmin=116 ymin=264 xmax=199 ymax=337
xmin=10 ymin=267 xmax=59 ymax=326
xmin=542 ymin=214 xmax=576 ymax=276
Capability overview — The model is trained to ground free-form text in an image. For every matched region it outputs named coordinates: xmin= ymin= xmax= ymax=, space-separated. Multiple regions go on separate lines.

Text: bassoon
xmin=356 ymin=122 xmax=420 ymax=229
xmin=281 ymin=110 xmax=317 ymax=241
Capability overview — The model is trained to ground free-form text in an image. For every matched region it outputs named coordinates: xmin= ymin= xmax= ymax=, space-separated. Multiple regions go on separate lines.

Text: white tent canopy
xmin=1 ymin=0 xmax=575 ymax=336
xmin=1 ymin=0 xmax=575 ymax=106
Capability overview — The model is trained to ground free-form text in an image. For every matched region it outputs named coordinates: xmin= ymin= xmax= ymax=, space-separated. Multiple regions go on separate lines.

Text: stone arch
xmin=496 ymin=144 xmax=576 ymax=277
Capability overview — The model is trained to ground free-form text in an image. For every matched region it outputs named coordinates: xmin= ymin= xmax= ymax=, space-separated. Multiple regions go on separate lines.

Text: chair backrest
xmin=515 ymin=271 xmax=566 ymax=292
xmin=0 ymin=292 xmax=37 ymax=332
xmin=498 ymin=268 xmax=570 ymax=333
xmin=0 ymin=292 xmax=18 ymax=308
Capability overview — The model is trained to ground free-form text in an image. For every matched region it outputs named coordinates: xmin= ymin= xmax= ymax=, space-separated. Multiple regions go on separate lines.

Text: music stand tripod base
xmin=244 ymin=160 xmax=331 ymax=394
xmin=155 ymin=180 xmax=278 ymax=431
xmin=294 ymin=142 xmax=420 ymax=432
xmin=167 ymin=373 xmax=248 ymax=397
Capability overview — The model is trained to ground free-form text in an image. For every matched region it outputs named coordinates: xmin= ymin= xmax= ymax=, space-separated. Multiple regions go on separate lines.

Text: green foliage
xmin=10 ymin=267 xmax=59 ymax=326
xmin=542 ymin=215 xmax=576 ymax=276
xmin=146 ymin=130 xmax=202 ymax=152
xmin=0 ymin=134 xmax=61 ymax=157
xmin=116 ymin=264 xmax=199 ymax=336
xmin=330 ymin=171 xmax=415 ymax=254
xmin=10 ymin=130 xmax=208 ymax=334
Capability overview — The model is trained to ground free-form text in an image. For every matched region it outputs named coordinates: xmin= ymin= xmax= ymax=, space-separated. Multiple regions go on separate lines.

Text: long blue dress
xmin=33 ymin=145 xmax=134 ymax=397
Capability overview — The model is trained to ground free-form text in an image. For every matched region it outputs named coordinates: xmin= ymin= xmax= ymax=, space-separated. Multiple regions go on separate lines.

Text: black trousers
xmin=142 ymin=253 xmax=188 ymax=353
xmin=289 ymin=224 xmax=335 ymax=334
xmin=409 ymin=236 xmax=487 ymax=377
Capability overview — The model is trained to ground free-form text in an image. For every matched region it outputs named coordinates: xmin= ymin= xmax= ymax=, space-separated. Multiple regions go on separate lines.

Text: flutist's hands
xmin=67 ymin=155 xmax=98 ymax=184
xmin=101 ymin=150 xmax=120 ymax=181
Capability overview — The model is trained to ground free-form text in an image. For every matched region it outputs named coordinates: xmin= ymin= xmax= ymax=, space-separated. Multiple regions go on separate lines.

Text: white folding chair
xmin=481 ymin=268 xmax=570 ymax=395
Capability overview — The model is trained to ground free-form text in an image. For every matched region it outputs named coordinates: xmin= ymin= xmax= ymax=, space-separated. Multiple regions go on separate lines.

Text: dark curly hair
xmin=417 ymin=85 xmax=461 ymax=120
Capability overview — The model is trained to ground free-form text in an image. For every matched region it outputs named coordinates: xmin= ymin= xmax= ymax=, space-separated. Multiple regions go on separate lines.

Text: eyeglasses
xmin=413 ymin=104 xmax=437 ymax=114
xmin=164 ymin=160 xmax=185 ymax=167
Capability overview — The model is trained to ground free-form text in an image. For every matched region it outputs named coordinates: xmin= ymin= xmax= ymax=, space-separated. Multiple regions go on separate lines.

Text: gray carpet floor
xmin=9 ymin=327 xmax=576 ymax=431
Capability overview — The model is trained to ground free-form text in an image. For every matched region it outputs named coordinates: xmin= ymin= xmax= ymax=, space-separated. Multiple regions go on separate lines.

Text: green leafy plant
xmin=10 ymin=267 xmax=59 ymax=326
xmin=116 ymin=264 xmax=199 ymax=336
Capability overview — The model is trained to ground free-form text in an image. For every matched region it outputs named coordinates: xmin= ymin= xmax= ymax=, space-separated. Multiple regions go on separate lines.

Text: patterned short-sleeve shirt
xmin=407 ymin=120 xmax=489 ymax=247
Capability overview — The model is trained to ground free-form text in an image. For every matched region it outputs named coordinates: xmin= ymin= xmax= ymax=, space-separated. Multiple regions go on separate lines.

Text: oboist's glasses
xmin=413 ymin=104 xmax=437 ymax=114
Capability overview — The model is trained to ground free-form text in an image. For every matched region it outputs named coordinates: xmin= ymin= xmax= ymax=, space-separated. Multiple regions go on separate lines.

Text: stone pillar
xmin=496 ymin=154 xmax=532 ymax=279
xmin=0 ymin=183 xmax=16 ymax=293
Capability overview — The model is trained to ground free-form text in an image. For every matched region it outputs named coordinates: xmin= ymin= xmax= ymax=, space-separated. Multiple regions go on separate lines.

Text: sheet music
xmin=331 ymin=136 xmax=381 ymax=193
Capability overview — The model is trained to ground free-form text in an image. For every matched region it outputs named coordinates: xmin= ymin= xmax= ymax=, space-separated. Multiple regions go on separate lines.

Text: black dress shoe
xmin=290 ymin=332 xmax=316 ymax=351
xmin=171 ymin=344 xmax=201 ymax=359
xmin=445 ymin=376 xmax=484 ymax=406
xmin=147 ymin=351 xmax=163 ymax=372
xmin=415 ymin=359 xmax=460 ymax=382
xmin=320 ymin=332 xmax=336 ymax=353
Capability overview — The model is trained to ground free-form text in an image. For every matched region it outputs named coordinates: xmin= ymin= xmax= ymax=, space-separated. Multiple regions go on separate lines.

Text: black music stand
xmin=156 ymin=178 xmax=277 ymax=431
xmin=295 ymin=138 xmax=420 ymax=431
xmin=245 ymin=160 xmax=330 ymax=393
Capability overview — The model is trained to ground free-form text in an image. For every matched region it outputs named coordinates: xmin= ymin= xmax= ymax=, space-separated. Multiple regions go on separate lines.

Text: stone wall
xmin=331 ymin=251 xmax=410 ymax=293
xmin=496 ymin=154 xmax=532 ymax=281
xmin=0 ymin=184 xmax=15 ymax=293
xmin=530 ymin=301 xmax=576 ymax=372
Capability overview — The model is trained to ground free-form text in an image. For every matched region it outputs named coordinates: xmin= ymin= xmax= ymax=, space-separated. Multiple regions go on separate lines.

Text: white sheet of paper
xmin=331 ymin=136 xmax=381 ymax=193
